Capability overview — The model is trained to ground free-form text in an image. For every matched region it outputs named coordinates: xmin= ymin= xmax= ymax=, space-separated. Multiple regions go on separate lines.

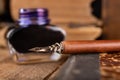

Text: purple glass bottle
xmin=7 ymin=8 xmax=66 ymax=64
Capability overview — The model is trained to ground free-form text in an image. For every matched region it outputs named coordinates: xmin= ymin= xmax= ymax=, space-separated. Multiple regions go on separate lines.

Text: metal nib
xmin=29 ymin=43 xmax=63 ymax=54
xmin=29 ymin=47 xmax=51 ymax=53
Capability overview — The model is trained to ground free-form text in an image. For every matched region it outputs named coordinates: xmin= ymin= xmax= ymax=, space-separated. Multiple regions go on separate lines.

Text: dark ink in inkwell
xmin=7 ymin=8 xmax=65 ymax=53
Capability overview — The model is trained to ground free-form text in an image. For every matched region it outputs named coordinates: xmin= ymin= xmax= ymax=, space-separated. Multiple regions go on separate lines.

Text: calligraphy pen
xmin=28 ymin=40 xmax=120 ymax=61
xmin=10 ymin=40 xmax=120 ymax=64
xmin=30 ymin=40 xmax=120 ymax=54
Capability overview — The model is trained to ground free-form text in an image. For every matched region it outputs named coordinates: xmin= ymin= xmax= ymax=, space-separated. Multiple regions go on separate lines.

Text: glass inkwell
xmin=7 ymin=8 xmax=66 ymax=64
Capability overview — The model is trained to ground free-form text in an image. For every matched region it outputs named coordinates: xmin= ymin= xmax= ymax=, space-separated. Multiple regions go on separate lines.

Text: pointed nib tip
xmin=29 ymin=47 xmax=50 ymax=53
xmin=29 ymin=48 xmax=36 ymax=52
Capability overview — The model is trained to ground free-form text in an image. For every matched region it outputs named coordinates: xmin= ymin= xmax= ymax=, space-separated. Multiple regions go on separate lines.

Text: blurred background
xmin=1 ymin=0 xmax=120 ymax=80
xmin=0 ymin=0 xmax=101 ymax=22
xmin=0 ymin=0 xmax=103 ymax=45
xmin=0 ymin=0 xmax=102 ymax=47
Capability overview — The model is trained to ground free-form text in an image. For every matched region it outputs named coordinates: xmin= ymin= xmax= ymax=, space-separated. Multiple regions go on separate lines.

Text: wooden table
xmin=0 ymin=25 xmax=103 ymax=80
xmin=1 ymin=22 xmax=120 ymax=80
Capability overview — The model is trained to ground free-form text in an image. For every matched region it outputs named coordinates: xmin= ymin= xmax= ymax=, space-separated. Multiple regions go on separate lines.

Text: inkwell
xmin=7 ymin=8 xmax=66 ymax=64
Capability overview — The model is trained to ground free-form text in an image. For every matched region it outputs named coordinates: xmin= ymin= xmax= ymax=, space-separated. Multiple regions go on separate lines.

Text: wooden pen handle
xmin=62 ymin=40 xmax=120 ymax=54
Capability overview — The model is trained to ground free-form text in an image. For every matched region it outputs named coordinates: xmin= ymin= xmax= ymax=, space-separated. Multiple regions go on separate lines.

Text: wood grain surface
xmin=0 ymin=49 xmax=66 ymax=80
xmin=0 ymin=23 xmax=102 ymax=80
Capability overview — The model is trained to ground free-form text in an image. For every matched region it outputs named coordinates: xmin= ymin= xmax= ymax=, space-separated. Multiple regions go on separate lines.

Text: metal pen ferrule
xmin=8 ymin=42 xmax=64 ymax=64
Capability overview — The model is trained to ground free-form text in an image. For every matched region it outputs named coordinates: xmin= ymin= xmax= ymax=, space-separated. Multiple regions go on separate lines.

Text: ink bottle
xmin=7 ymin=8 xmax=66 ymax=64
